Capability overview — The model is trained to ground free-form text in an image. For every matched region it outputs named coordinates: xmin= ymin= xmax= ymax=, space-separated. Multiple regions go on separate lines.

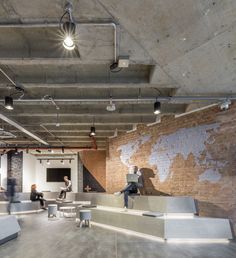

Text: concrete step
xmin=86 ymin=206 xmax=232 ymax=241
xmin=0 ymin=215 xmax=21 ymax=245
xmin=0 ymin=201 xmax=42 ymax=214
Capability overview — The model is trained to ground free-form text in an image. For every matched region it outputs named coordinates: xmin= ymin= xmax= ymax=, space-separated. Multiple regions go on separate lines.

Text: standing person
xmin=57 ymin=176 xmax=72 ymax=200
xmin=6 ymin=176 xmax=17 ymax=215
xmin=30 ymin=184 xmax=46 ymax=210
xmin=114 ymin=166 xmax=143 ymax=209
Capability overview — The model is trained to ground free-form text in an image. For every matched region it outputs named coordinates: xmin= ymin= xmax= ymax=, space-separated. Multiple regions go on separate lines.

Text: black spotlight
xmin=90 ymin=126 xmax=96 ymax=136
xmin=154 ymin=101 xmax=161 ymax=115
xmin=5 ymin=96 xmax=14 ymax=110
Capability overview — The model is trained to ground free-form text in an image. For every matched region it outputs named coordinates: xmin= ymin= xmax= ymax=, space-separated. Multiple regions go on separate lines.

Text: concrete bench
xmin=0 ymin=215 xmax=21 ymax=245
xmin=0 ymin=201 xmax=42 ymax=214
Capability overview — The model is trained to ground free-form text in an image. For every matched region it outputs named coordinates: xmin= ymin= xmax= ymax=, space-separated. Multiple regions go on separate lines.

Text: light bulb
xmin=63 ymin=36 xmax=75 ymax=50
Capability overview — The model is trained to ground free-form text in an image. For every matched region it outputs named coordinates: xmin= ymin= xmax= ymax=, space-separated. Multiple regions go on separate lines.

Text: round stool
xmin=78 ymin=210 xmax=91 ymax=228
xmin=48 ymin=204 xmax=57 ymax=218
xmin=59 ymin=206 xmax=76 ymax=218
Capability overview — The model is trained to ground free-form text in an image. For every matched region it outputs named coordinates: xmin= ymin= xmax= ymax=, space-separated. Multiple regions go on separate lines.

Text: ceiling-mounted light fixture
xmin=60 ymin=2 xmax=76 ymax=51
xmin=36 ymin=149 xmax=41 ymax=153
xmin=154 ymin=101 xmax=161 ymax=115
xmin=61 ymin=159 xmax=64 ymax=164
xmin=90 ymin=126 xmax=96 ymax=137
xmin=106 ymin=97 xmax=116 ymax=112
xmin=220 ymin=99 xmax=231 ymax=110
xmin=46 ymin=159 xmax=50 ymax=165
xmin=15 ymin=148 xmax=18 ymax=155
xmin=61 ymin=147 xmax=65 ymax=154
xmin=56 ymin=113 xmax=60 ymax=127
xmin=5 ymin=96 xmax=14 ymax=110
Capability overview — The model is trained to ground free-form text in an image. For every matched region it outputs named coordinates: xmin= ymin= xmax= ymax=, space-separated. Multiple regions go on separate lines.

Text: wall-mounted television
xmin=46 ymin=168 xmax=71 ymax=182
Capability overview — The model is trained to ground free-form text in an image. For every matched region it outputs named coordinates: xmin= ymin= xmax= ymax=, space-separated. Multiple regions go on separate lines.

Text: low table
xmin=59 ymin=206 xmax=76 ymax=218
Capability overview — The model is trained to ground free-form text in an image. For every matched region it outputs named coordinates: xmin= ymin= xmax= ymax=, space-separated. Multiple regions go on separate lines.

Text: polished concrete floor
xmin=0 ymin=212 xmax=236 ymax=258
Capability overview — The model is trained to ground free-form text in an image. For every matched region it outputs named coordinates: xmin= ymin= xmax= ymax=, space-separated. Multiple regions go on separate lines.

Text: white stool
xmin=78 ymin=210 xmax=91 ymax=228
xmin=48 ymin=204 xmax=57 ymax=218
xmin=60 ymin=206 xmax=76 ymax=218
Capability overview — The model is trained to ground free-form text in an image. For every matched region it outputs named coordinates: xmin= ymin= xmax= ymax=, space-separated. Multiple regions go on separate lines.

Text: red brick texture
xmin=106 ymin=104 xmax=236 ymax=233
xmin=80 ymin=150 xmax=106 ymax=190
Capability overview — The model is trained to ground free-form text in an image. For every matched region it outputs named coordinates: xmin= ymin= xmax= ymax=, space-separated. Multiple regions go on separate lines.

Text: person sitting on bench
xmin=57 ymin=176 xmax=72 ymax=200
xmin=114 ymin=166 xmax=143 ymax=209
xmin=30 ymin=184 xmax=46 ymax=210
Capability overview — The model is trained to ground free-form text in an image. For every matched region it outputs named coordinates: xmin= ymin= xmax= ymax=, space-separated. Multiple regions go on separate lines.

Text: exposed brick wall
xmin=106 ymin=104 xmax=236 ymax=233
xmin=80 ymin=150 xmax=106 ymax=191
xmin=7 ymin=150 xmax=23 ymax=192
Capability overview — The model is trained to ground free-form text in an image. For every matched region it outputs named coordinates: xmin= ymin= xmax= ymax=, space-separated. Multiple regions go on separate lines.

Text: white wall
xmin=0 ymin=154 xmax=7 ymax=188
xmin=35 ymin=157 xmax=78 ymax=192
xmin=22 ymin=153 xmax=37 ymax=192
xmin=0 ymin=152 xmax=78 ymax=192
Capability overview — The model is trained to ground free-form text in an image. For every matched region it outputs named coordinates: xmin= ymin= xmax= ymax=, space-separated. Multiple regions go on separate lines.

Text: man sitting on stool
xmin=57 ymin=176 xmax=72 ymax=200
xmin=114 ymin=166 xmax=143 ymax=209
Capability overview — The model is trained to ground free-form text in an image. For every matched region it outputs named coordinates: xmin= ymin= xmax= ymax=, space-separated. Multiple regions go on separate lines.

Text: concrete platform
xmin=0 ymin=215 xmax=21 ymax=245
xmin=85 ymin=206 xmax=233 ymax=241
xmin=0 ymin=201 xmax=42 ymax=214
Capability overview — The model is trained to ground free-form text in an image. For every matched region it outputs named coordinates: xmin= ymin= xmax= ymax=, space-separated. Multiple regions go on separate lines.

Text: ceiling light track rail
xmin=1 ymin=96 xmax=235 ymax=104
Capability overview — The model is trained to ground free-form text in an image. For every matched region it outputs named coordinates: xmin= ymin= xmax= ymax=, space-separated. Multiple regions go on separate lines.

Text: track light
xmin=90 ymin=126 xmax=96 ymax=136
xmin=46 ymin=160 xmax=50 ymax=165
xmin=154 ymin=101 xmax=161 ymax=115
xmin=60 ymin=2 xmax=76 ymax=51
xmin=5 ymin=96 xmax=14 ymax=110
xmin=61 ymin=147 xmax=65 ymax=154
xmin=106 ymin=98 xmax=116 ymax=112
xmin=36 ymin=149 xmax=41 ymax=153
xmin=15 ymin=148 xmax=18 ymax=155
xmin=220 ymin=99 xmax=231 ymax=110
xmin=61 ymin=159 xmax=64 ymax=164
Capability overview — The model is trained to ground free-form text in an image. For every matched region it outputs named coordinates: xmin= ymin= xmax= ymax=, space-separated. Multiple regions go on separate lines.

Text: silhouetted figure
xmin=30 ymin=184 xmax=46 ymax=210
xmin=140 ymin=168 xmax=170 ymax=196
xmin=6 ymin=177 xmax=17 ymax=214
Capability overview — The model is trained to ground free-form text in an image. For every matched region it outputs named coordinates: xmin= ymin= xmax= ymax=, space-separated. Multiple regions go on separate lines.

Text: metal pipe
xmin=0 ymin=96 xmax=235 ymax=104
xmin=0 ymin=114 xmax=49 ymax=145
xmin=0 ymin=68 xmax=16 ymax=86
xmin=0 ymin=21 xmax=118 ymax=62
xmin=0 ymin=146 xmax=98 ymax=151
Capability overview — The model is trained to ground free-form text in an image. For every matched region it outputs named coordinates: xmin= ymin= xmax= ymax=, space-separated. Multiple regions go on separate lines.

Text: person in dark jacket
xmin=114 ymin=166 xmax=143 ymax=209
xmin=30 ymin=184 xmax=46 ymax=210
xmin=6 ymin=176 xmax=17 ymax=214
xmin=57 ymin=176 xmax=72 ymax=200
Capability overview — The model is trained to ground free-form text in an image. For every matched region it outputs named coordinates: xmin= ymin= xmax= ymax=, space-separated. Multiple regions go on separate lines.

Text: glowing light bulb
xmin=63 ymin=36 xmax=75 ymax=50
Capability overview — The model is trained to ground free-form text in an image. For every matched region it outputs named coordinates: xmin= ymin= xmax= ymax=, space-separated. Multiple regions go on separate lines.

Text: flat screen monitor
xmin=46 ymin=168 xmax=71 ymax=182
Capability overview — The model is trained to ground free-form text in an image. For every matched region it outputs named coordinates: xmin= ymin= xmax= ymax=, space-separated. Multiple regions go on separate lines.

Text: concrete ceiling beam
xmin=0 ymin=83 xmax=175 ymax=89
xmin=10 ymin=116 xmax=156 ymax=125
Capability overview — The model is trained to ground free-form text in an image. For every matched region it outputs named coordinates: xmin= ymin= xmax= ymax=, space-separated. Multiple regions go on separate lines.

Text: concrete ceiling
xmin=0 ymin=0 xmax=235 ymax=150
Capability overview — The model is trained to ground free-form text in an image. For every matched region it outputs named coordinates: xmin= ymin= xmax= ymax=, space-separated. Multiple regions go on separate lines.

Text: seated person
xmin=114 ymin=166 xmax=143 ymax=209
xmin=30 ymin=184 xmax=46 ymax=210
xmin=57 ymin=176 xmax=72 ymax=200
